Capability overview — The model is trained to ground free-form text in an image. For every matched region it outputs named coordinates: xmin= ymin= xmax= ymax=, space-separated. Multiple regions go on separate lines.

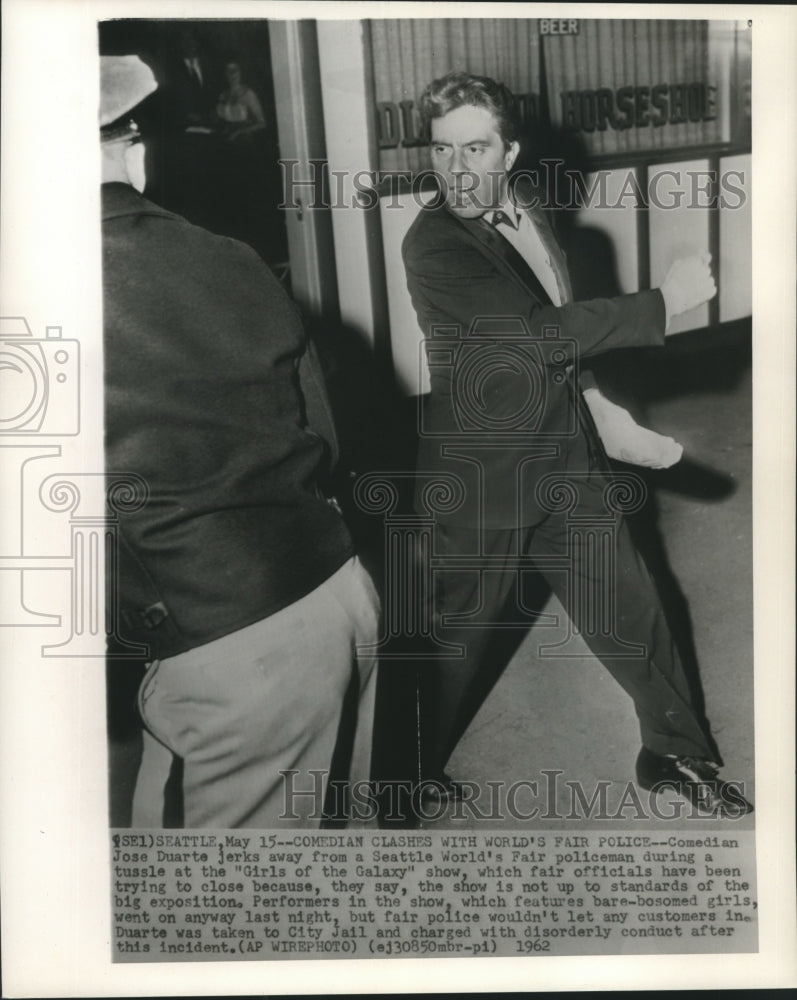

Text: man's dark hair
xmin=417 ymin=71 xmax=520 ymax=148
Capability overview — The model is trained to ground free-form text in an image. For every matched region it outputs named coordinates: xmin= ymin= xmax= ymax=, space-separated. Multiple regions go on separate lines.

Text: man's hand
xmin=660 ymin=253 xmax=717 ymax=331
xmin=583 ymin=388 xmax=683 ymax=469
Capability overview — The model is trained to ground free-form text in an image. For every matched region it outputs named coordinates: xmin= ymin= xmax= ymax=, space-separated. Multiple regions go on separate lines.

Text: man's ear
xmin=505 ymin=140 xmax=520 ymax=172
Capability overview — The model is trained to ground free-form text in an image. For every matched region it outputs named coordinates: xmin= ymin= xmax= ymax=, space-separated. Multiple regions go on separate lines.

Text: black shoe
xmin=418 ymin=773 xmax=464 ymax=806
xmin=636 ymin=747 xmax=753 ymax=817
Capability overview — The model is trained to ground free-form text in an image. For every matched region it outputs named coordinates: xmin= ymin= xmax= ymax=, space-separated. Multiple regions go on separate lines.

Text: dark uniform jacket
xmin=102 ymin=183 xmax=352 ymax=659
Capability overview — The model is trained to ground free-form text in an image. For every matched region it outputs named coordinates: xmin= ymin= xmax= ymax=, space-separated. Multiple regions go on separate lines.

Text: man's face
xmin=430 ymin=104 xmax=519 ymax=218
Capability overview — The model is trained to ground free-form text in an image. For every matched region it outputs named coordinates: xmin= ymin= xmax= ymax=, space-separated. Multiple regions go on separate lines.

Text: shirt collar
xmin=486 ymin=193 xmax=522 ymax=230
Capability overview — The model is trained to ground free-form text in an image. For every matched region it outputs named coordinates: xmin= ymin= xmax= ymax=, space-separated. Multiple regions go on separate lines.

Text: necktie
xmin=492 ymin=210 xmax=517 ymax=230
xmin=186 ymin=58 xmax=203 ymax=87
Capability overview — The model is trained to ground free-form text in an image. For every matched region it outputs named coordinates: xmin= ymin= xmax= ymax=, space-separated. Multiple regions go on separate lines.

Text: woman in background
xmin=216 ymin=60 xmax=265 ymax=138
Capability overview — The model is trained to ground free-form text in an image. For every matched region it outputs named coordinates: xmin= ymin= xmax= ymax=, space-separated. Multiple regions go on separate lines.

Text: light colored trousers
xmin=131 ymin=556 xmax=379 ymax=828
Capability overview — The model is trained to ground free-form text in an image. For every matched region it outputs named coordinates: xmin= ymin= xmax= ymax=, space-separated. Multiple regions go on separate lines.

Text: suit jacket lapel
xmin=446 ymin=175 xmax=574 ymax=307
xmin=457 ymin=213 xmax=554 ymax=306
xmin=522 ymin=202 xmax=573 ymax=305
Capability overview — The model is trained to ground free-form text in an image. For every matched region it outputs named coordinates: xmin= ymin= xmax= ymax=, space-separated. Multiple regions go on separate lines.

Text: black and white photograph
xmin=1 ymin=1 xmax=794 ymax=995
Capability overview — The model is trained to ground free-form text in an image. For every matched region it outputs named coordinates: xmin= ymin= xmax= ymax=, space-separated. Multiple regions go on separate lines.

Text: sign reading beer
xmin=539 ymin=18 xmax=580 ymax=35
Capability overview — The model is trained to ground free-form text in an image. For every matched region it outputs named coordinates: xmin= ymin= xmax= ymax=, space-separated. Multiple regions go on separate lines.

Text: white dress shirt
xmin=487 ymin=199 xmax=562 ymax=306
xmin=184 ymin=57 xmax=204 ymax=87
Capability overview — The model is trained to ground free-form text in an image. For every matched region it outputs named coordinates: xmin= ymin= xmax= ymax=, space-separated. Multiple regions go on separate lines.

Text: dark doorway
xmin=100 ymin=19 xmax=288 ymax=270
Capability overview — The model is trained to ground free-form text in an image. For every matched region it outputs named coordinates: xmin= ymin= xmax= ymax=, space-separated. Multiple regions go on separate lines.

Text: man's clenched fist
xmin=660 ymin=252 xmax=717 ymax=330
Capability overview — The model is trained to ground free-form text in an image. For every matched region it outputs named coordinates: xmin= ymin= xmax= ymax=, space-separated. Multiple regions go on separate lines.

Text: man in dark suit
xmin=169 ymin=24 xmax=217 ymax=126
xmin=402 ymin=71 xmax=750 ymax=817
xmin=101 ymin=55 xmax=378 ymax=828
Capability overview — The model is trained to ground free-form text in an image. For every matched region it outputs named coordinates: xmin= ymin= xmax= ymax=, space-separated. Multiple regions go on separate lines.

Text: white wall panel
xmin=317 ymin=21 xmax=385 ymax=346
xmin=719 ymin=153 xmax=752 ymax=322
xmin=649 ymin=158 xmax=711 ymax=335
xmin=380 ymin=192 xmax=433 ymax=396
xmin=571 ymin=168 xmax=641 ymax=294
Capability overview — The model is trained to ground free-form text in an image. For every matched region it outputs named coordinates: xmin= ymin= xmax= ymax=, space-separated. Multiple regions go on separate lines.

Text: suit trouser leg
xmin=419 ymin=523 xmax=522 ymax=779
xmin=526 ymin=486 xmax=714 ymax=760
xmin=132 ymin=556 xmax=379 ymax=828
xmin=420 ymin=508 xmax=715 ymax=777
